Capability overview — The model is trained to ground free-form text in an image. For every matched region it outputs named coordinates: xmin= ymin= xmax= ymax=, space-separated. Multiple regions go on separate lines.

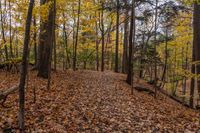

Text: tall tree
xmin=154 ymin=0 xmax=158 ymax=97
xmin=53 ymin=2 xmax=57 ymax=71
xmin=37 ymin=0 xmax=54 ymax=78
xmin=194 ymin=2 xmax=200 ymax=99
xmin=73 ymin=0 xmax=81 ymax=71
xmin=18 ymin=0 xmax=34 ymax=132
xmin=9 ymin=0 xmax=13 ymax=58
xmin=100 ymin=1 xmax=105 ymax=72
xmin=127 ymin=0 xmax=135 ymax=86
xmin=47 ymin=0 xmax=56 ymax=90
xmin=190 ymin=1 xmax=200 ymax=107
xmin=122 ymin=0 xmax=129 ymax=74
xmin=33 ymin=16 xmax=37 ymax=66
xmin=115 ymin=0 xmax=119 ymax=72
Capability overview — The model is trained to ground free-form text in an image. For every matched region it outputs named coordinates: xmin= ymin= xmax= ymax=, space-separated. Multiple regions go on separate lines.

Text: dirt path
xmin=0 ymin=70 xmax=199 ymax=132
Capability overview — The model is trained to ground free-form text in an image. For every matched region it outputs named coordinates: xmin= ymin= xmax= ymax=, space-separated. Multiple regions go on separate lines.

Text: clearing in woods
xmin=0 ymin=70 xmax=200 ymax=132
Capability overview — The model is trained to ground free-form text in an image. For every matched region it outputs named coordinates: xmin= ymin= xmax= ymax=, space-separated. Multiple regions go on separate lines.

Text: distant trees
xmin=0 ymin=0 xmax=199 ymax=108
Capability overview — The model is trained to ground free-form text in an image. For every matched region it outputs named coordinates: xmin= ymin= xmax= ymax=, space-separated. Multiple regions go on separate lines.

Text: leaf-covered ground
xmin=0 ymin=70 xmax=200 ymax=132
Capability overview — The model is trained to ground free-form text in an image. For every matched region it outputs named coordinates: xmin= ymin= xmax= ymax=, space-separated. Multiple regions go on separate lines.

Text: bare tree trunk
xmin=33 ymin=16 xmax=37 ymax=66
xmin=183 ymin=43 xmax=189 ymax=98
xmin=161 ymin=27 xmax=168 ymax=88
xmin=53 ymin=4 xmax=57 ymax=71
xmin=18 ymin=0 xmax=34 ymax=132
xmin=38 ymin=0 xmax=54 ymax=78
xmin=9 ymin=0 xmax=13 ymax=58
xmin=189 ymin=2 xmax=199 ymax=107
xmin=115 ymin=0 xmax=119 ymax=73
xmin=53 ymin=30 xmax=57 ymax=71
xmin=63 ymin=17 xmax=70 ymax=69
xmin=127 ymin=0 xmax=135 ymax=87
xmin=122 ymin=7 xmax=129 ymax=73
xmin=193 ymin=2 xmax=200 ymax=99
xmin=190 ymin=50 xmax=195 ymax=108
xmin=154 ymin=0 xmax=158 ymax=98
xmin=139 ymin=29 xmax=145 ymax=78
xmin=100 ymin=1 xmax=105 ymax=72
xmin=73 ymin=0 xmax=81 ymax=71
xmin=47 ymin=0 xmax=56 ymax=90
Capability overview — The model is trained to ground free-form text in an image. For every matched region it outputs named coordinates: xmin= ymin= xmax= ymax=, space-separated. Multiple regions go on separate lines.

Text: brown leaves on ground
xmin=0 ymin=70 xmax=199 ymax=132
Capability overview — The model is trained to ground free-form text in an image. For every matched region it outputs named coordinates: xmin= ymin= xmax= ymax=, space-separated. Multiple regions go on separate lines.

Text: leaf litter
xmin=0 ymin=70 xmax=199 ymax=132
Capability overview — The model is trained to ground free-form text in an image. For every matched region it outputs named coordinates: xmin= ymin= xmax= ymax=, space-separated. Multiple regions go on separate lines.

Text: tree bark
xmin=9 ymin=0 xmax=13 ymax=58
xmin=188 ymin=2 xmax=200 ymax=107
xmin=100 ymin=1 xmax=105 ymax=72
xmin=37 ymin=0 xmax=54 ymax=78
xmin=126 ymin=0 xmax=135 ymax=86
xmin=33 ymin=16 xmax=37 ymax=66
xmin=115 ymin=0 xmax=119 ymax=73
xmin=47 ymin=0 xmax=56 ymax=90
xmin=18 ymin=0 xmax=34 ymax=132
xmin=73 ymin=0 xmax=81 ymax=71
xmin=193 ymin=2 xmax=200 ymax=99
xmin=154 ymin=0 xmax=158 ymax=98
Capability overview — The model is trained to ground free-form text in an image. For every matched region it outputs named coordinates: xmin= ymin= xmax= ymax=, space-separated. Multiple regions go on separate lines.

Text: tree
xmin=37 ymin=0 xmax=55 ymax=78
xmin=127 ymin=0 xmax=135 ymax=86
xmin=154 ymin=0 xmax=158 ymax=97
xmin=115 ymin=0 xmax=119 ymax=72
xmin=122 ymin=0 xmax=129 ymax=74
xmin=190 ymin=1 xmax=200 ymax=107
xmin=18 ymin=0 xmax=34 ymax=131
xmin=73 ymin=0 xmax=81 ymax=71
xmin=100 ymin=0 xmax=105 ymax=72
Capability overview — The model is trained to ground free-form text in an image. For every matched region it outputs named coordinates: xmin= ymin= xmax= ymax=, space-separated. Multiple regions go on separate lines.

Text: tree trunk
xmin=183 ymin=43 xmax=189 ymax=98
xmin=115 ymin=0 xmax=119 ymax=73
xmin=95 ymin=17 xmax=99 ymax=71
xmin=47 ymin=0 xmax=56 ymax=90
xmin=126 ymin=0 xmax=135 ymax=86
xmin=139 ymin=30 xmax=145 ymax=78
xmin=101 ymin=1 xmax=105 ymax=72
xmin=37 ymin=0 xmax=54 ymax=78
xmin=9 ymin=0 xmax=13 ymax=58
xmin=161 ymin=27 xmax=168 ymax=88
xmin=53 ymin=3 xmax=57 ymax=71
xmin=154 ymin=0 xmax=158 ymax=98
xmin=63 ymin=18 xmax=70 ymax=69
xmin=18 ymin=0 xmax=34 ymax=132
xmin=189 ymin=2 xmax=199 ymax=107
xmin=193 ymin=2 xmax=200 ymax=99
xmin=73 ymin=0 xmax=81 ymax=71
xmin=33 ymin=16 xmax=37 ymax=66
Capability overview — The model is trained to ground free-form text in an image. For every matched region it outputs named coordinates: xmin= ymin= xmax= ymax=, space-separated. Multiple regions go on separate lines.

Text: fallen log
xmin=0 ymin=85 xmax=19 ymax=100
xmin=158 ymin=88 xmax=190 ymax=108
xmin=134 ymin=86 xmax=154 ymax=95
xmin=0 ymin=85 xmax=18 ymax=107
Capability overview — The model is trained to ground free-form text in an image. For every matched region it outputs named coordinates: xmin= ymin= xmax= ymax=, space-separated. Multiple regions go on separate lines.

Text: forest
xmin=0 ymin=0 xmax=200 ymax=132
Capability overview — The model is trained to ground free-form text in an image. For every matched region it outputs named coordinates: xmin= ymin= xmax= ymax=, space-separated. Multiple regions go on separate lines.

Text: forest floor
xmin=0 ymin=70 xmax=200 ymax=132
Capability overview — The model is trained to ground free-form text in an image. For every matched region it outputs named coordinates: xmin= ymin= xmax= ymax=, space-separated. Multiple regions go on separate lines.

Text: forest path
xmin=0 ymin=70 xmax=199 ymax=132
